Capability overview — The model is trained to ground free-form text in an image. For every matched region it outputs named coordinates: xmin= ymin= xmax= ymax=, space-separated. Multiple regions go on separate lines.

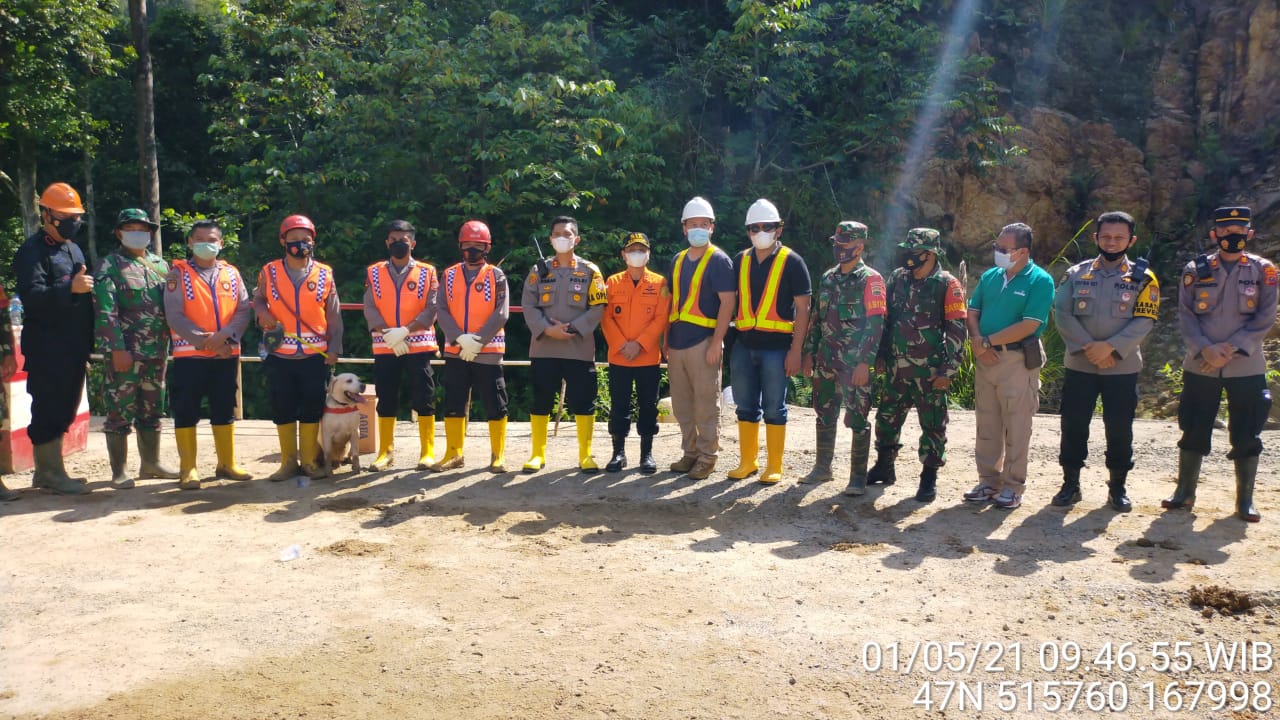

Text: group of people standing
xmin=1 ymin=184 xmax=1273 ymax=524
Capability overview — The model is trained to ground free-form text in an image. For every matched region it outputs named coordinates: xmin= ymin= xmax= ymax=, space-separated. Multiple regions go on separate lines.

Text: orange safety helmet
xmin=458 ymin=220 xmax=492 ymax=245
xmin=39 ymin=183 xmax=86 ymax=214
xmin=279 ymin=214 xmax=316 ymax=239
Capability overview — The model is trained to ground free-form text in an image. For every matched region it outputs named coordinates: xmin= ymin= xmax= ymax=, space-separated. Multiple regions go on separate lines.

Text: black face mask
xmin=832 ymin=242 xmax=861 ymax=264
xmin=286 ymin=240 xmax=314 ymax=259
xmin=462 ymin=247 xmax=488 ymax=264
xmin=1099 ymin=248 xmax=1127 ymax=262
xmin=1217 ymin=232 xmax=1248 ymax=253
xmin=54 ymin=216 xmax=83 ymax=241
xmin=903 ymin=250 xmax=930 ymax=269
xmin=389 ymin=240 xmax=411 ymax=259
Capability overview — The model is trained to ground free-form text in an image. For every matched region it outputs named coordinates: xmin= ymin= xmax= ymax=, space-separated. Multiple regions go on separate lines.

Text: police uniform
xmin=364 ymin=258 xmax=439 ymax=470
xmin=1167 ymin=206 xmax=1277 ymax=521
xmin=165 ymin=256 xmax=253 ymax=487
xmin=521 ymin=253 xmax=607 ymax=472
xmin=1053 ymin=254 xmax=1159 ymax=511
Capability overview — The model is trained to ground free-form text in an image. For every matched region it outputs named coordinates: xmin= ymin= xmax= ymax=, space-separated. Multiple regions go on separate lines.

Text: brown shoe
xmin=687 ymin=458 xmax=716 ymax=480
xmin=669 ymin=455 xmax=698 ymax=473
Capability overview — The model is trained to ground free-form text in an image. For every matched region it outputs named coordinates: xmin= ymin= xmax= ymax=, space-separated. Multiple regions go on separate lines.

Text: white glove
xmin=391 ymin=340 xmax=410 ymax=357
xmin=457 ymin=333 xmax=484 ymax=356
xmin=382 ymin=326 xmax=410 ymax=348
xmin=459 ymin=347 xmax=479 ymax=362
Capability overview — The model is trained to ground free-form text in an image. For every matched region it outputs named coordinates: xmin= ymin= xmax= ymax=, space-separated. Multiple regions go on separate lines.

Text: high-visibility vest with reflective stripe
xmin=736 ymin=246 xmax=794 ymax=333
xmin=441 ymin=263 xmax=505 ymax=356
xmin=170 ymin=259 xmax=243 ymax=358
xmin=262 ymin=259 xmax=332 ymax=356
xmin=668 ymin=245 xmax=721 ymax=328
xmin=367 ymin=261 xmax=439 ymax=354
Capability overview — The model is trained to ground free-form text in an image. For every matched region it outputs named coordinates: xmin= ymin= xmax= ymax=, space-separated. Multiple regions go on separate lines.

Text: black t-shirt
xmin=733 ymin=245 xmax=812 ymax=351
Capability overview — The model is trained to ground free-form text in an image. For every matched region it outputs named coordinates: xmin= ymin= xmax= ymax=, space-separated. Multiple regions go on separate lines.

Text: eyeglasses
xmin=991 ymin=242 xmax=1021 ymax=254
xmin=747 ymin=223 xmax=781 ymax=233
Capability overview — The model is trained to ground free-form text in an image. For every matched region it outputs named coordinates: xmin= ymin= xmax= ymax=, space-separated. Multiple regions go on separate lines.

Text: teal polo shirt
xmin=968 ymin=261 xmax=1055 ymax=337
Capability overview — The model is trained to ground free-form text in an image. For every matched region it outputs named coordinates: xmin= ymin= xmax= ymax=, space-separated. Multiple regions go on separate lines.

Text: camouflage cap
xmin=899 ymin=227 xmax=943 ymax=253
xmin=115 ymin=208 xmax=159 ymax=230
xmin=834 ymin=221 xmax=868 ymax=241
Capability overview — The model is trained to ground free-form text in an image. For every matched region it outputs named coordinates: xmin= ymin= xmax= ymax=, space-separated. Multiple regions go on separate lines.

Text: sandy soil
xmin=2 ymin=409 xmax=1278 ymax=720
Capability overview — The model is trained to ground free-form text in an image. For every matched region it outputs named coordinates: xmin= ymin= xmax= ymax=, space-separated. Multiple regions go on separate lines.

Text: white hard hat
xmin=745 ymin=198 xmax=782 ymax=225
xmin=681 ymin=196 xmax=715 ymax=221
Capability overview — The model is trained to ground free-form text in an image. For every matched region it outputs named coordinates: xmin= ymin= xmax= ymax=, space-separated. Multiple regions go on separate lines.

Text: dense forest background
xmin=3 ymin=0 xmax=1278 ymax=420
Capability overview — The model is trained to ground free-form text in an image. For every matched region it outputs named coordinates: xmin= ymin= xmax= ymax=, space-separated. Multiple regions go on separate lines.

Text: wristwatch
xmin=981 ymin=336 xmax=992 ymax=349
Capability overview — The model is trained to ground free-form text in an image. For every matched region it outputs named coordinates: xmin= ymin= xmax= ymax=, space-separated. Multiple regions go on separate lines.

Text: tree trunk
xmin=17 ymin=134 xmax=39 ymax=238
xmin=84 ymin=149 xmax=99 ymax=267
xmin=130 ymin=0 xmax=161 ymax=254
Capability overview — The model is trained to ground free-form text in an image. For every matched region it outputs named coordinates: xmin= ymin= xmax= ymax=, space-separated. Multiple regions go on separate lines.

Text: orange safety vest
xmin=169 ymin=259 xmax=243 ymax=358
xmin=603 ymin=268 xmax=670 ymax=366
xmin=261 ymin=259 xmax=333 ymax=356
xmin=669 ymin=245 xmax=721 ymax=328
xmin=366 ymin=261 xmax=439 ymax=354
xmin=736 ymin=246 xmax=794 ymax=333
xmin=441 ymin=263 xmax=505 ymax=356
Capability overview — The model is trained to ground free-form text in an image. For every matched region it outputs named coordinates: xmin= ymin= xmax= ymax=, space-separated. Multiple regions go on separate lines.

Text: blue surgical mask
xmin=687 ymin=228 xmax=711 ymax=247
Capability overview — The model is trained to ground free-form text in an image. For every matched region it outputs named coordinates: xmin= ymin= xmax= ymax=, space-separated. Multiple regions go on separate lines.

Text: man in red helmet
xmin=363 ymin=220 xmax=440 ymax=471
xmin=252 ymin=214 xmax=344 ymax=480
xmin=430 ymin=220 xmax=510 ymax=472
xmin=10 ymin=183 xmax=95 ymax=495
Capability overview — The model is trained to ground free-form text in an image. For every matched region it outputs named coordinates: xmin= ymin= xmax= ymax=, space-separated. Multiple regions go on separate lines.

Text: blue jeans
xmin=730 ymin=343 xmax=789 ymax=425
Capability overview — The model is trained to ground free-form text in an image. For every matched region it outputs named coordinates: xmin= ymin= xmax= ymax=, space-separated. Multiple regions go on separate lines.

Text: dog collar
xmin=324 ymin=405 xmax=359 ymax=414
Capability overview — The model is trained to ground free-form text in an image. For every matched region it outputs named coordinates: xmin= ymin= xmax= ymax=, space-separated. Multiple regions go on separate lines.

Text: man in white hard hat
xmin=727 ymin=198 xmax=811 ymax=485
xmin=665 ymin=197 xmax=737 ymax=480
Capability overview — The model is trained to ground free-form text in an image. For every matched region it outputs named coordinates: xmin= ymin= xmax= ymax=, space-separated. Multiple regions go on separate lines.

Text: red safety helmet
xmin=39 ymin=183 xmax=86 ymax=214
xmin=458 ymin=220 xmax=491 ymax=245
xmin=279 ymin=214 xmax=316 ymax=239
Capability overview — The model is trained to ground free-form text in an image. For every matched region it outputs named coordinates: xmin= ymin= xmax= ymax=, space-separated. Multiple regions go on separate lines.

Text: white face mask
xmin=192 ymin=241 xmax=222 ymax=260
xmin=751 ymin=231 xmax=776 ymax=250
xmin=993 ymin=249 xmax=1014 ymax=269
xmin=686 ymin=227 xmax=711 ymax=247
xmin=551 ymin=236 xmax=574 ymax=255
xmin=625 ymin=251 xmax=649 ymax=268
xmin=120 ymin=230 xmax=152 ymax=250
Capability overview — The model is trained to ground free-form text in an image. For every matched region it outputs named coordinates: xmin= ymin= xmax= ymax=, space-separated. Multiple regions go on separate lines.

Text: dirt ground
xmin=2 ymin=408 xmax=1278 ymax=720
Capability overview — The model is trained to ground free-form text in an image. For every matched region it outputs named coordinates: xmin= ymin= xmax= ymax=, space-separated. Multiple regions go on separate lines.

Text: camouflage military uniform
xmin=94 ymin=248 xmax=171 ymax=433
xmin=873 ymin=229 xmax=967 ymax=468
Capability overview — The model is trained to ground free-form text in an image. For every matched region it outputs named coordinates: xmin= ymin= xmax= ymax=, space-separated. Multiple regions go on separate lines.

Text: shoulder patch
xmin=1265 ymin=264 xmax=1278 ymax=286
xmin=1183 ymin=273 xmax=1194 ymax=286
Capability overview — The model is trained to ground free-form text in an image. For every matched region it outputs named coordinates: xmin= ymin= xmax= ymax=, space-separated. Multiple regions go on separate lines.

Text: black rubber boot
xmin=1107 ymin=468 xmax=1132 ymax=513
xmin=843 ymin=431 xmax=872 ymax=496
xmin=605 ymin=435 xmax=627 ymax=473
xmin=33 ymin=439 xmax=89 ymax=495
xmin=1051 ymin=466 xmax=1082 ymax=507
xmin=914 ymin=466 xmax=938 ymax=502
xmin=799 ymin=424 xmax=836 ymax=484
xmin=1161 ymin=450 xmax=1201 ymax=510
xmin=638 ymin=436 xmax=657 ymax=475
xmin=1235 ymin=455 xmax=1261 ymax=522
xmin=866 ymin=446 xmax=898 ymax=486
xmin=106 ymin=432 xmax=133 ymax=488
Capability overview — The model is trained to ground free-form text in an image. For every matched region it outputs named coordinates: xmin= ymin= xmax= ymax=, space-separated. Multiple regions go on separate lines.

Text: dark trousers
xmin=372 ymin=352 xmax=436 ymax=418
xmin=25 ymin=351 xmax=88 ymax=445
xmin=607 ymin=363 xmax=660 ymax=438
xmin=530 ymin=357 xmax=597 ymax=416
xmin=1058 ymin=369 xmax=1138 ymax=471
xmin=264 ymin=354 xmax=328 ymax=425
xmin=1178 ymin=371 xmax=1271 ymax=459
xmin=441 ymin=358 xmax=508 ymax=420
xmin=170 ymin=357 xmax=239 ymax=428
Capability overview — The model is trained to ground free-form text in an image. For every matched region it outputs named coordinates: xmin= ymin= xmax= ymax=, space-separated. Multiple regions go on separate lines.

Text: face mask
xmin=54 ymin=216 xmax=83 ymax=241
xmin=120 ymin=231 xmax=152 ymax=250
xmin=192 ymin=242 xmax=221 ymax=260
xmin=551 ymin=236 xmax=574 ymax=255
xmin=461 ymin=247 xmax=487 ymax=264
xmin=833 ymin=244 xmax=860 ymax=264
xmin=1217 ymin=232 xmax=1248 ymax=253
xmin=751 ymin=231 xmax=776 ymax=250
xmin=903 ymin=250 xmax=930 ymax=269
xmin=1099 ymin=248 xmax=1126 ymax=262
xmin=625 ymin=251 xmax=649 ymax=268
xmin=286 ymin=240 xmax=314 ymax=259
xmin=993 ymin=249 xmax=1014 ymax=269
xmin=389 ymin=240 xmax=411 ymax=259
xmin=686 ymin=228 xmax=711 ymax=247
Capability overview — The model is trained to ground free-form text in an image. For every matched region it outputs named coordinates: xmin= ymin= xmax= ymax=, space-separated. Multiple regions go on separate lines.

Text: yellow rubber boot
xmin=267 ymin=423 xmax=299 ymax=482
xmin=760 ymin=423 xmax=786 ymax=485
xmin=371 ymin=416 xmax=396 ymax=471
xmin=576 ymin=415 xmax=599 ymax=474
xmin=176 ymin=426 xmax=201 ymax=490
xmin=430 ymin=417 xmax=466 ymax=471
xmin=299 ymin=422 xmax=324 ymax=478
xmin=212 ymin=424 xmax=254 ymax=481
xmin=416 ymin=415 xmax=437 ymax=470
xmin=726 ymin=421 xmax=760 ymax=479
xmin=488 ymin=418 xmax=508 ymax=472
xmin=523 ymin=414 xmax=549 ymax=472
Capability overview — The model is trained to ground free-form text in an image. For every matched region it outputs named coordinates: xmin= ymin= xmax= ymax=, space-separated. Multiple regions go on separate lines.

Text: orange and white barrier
xmin=0 ymin=328 xmax=89 ymax=473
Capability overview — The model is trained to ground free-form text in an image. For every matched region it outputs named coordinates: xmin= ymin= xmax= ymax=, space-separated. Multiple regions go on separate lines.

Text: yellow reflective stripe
xmin=669 ymin=246 xmax=719 ymax=328
xmin=737 ymin=246 xmax=793 ymax=332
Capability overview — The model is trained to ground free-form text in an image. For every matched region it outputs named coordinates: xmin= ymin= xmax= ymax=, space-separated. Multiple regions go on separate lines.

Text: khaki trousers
xmin=974 ymin=348 xmax=1041 ymax=492
xmin=667 ymin=338 xmax=723 ymax=461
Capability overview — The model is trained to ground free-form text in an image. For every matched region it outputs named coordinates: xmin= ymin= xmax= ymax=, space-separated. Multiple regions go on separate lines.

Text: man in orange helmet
xmin=363 ymin=220 xmax=440 ymax=471
xmin=431 ymin=220 xmax=510 ymax=472
xmin=10 ymin=183 xmax=95 ymax=495
xmin=253 ymin=214 xmax=344 ymax=480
